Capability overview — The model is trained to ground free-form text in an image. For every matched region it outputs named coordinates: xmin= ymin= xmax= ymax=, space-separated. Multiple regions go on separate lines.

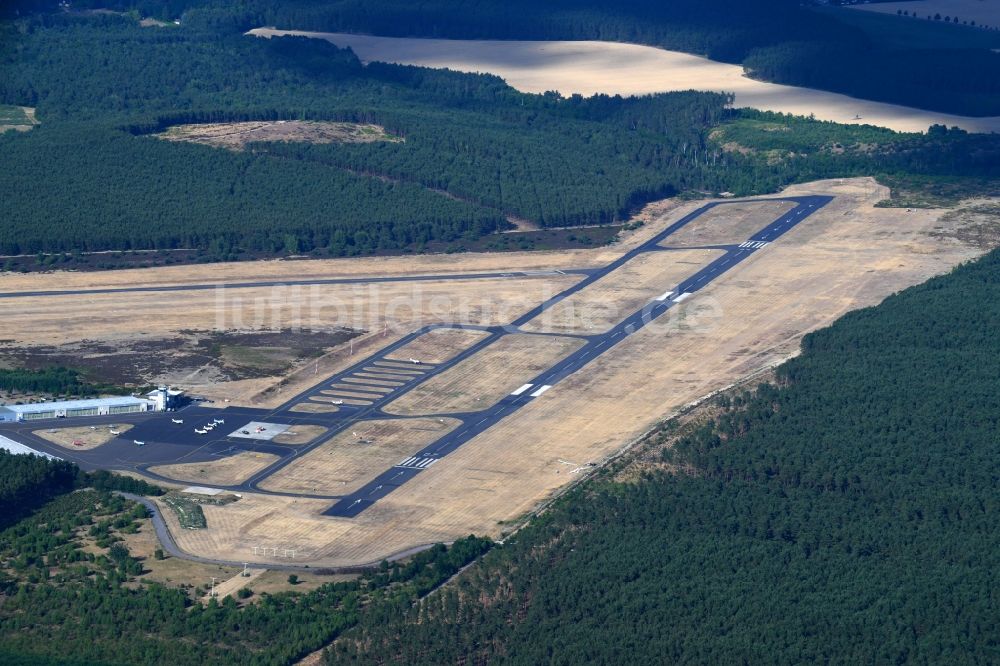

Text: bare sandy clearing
xmin=385 ymin=334 xmax=585 ymax=415
xmin=259 ymin=418 xmax=460 ymax=495
xmin=850 ymin=0 xmax=1000 ymax=29
xmin=249 ymin=29 xmax=1000 ymax=133
xmin=156 ymin=120 xmax=401 ymax=151
xmin=521 ymin=249 xmax=725 ymax=335
xmin=34 ymin=424 xmax=132 ymax=450
xmin=150 ymin=451 xmax=280 ymax=486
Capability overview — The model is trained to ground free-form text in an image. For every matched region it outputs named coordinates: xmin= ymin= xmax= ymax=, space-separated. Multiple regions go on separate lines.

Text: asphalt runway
xmin=0 ymin=195 xmax=832 ymax=516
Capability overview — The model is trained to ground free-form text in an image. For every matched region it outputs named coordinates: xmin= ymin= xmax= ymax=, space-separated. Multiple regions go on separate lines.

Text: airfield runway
xmin=0 ymin=195 xmax=831 ymax=516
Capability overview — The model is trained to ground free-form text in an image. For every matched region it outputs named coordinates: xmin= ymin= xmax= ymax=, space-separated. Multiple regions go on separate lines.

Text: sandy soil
xmin=249 ymin=29 xmax=1000 ymax=133
xmin=850 ymin=0 xmax=1000 ymax=29
xmin=520 ymin=249 xmax=725 ymax=335
xmin=385 ymin=334 xmax=585 ymax=415
xmin=150 ymin=451 xmax=280 ymax=486
xmin=161 ymin=177 xmax=995 ymax=567
xmin=34 ymin=424 xmax=132 ymax=450
xmin=156 ymin=121 xmax=401 ymax=151
xmin=259 ymin=418 xmax=461 ymax=495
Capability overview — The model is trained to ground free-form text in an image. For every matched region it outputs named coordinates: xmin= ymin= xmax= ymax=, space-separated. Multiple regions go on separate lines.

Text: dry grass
xmin=660 ymin=200 xmax=797 ymax=247
xmin=385 ymin=334 xmax=584 ymax=415
xmin=384 ymin=328 xmax=491 ymax=364
xmin=33 ymin=424 xmax=132 ymax=450
xmin=149 ymin=451 xmax=280 ymax=486
xmin=272 ymin=424 xmax=328 ymax=445
xmin=288 ymin=402 xmax=340 ymax=414
xmin=248 ymin=29 xmax=1000 ymax=133
xmin=520 ymin=249 xmax=724 ymax=334
xmin=156 ymin=120 xmax=402 ymax=151
xmin=259 ymin=418 xmax=461 ymax=495
xmin=155 ymin=177 xmax=994 ymax=568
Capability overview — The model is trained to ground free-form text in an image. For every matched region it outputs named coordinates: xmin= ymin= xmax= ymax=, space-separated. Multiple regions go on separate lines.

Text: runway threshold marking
xmin=530 ymin=385 xmax=552 ymax=398
xmin=511 ymin=383 xmax=534 ymax=396
xmin=654 ymin=290 xmax=674 ymax=302
xmin=672 ymin=292 xmax=693 ymax=303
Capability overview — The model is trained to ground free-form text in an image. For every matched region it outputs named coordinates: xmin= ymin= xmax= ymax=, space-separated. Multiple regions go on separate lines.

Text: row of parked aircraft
xmin=195 ymin=418 xmax=225 ymax=435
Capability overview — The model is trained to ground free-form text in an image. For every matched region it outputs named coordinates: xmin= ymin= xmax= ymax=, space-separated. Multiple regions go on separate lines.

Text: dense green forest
xmin=1 ymin=9 xmax=999 ymax=263
xmin=0 ymin=450 xmax=491 ymax=665
xmin=18 ymin=0 xmax=1000 ymax=116
xmin=320 ymin=247 xmax=1000 ymax=664
xmin=0 ymin=367 xmax=130 ymax=398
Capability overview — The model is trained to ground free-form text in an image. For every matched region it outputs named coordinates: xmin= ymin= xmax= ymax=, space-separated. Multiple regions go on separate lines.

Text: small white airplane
xmin=195 ymin=428 xmax=207 ymax=434
xmin=213 ymin=419 xmax=225 ymax=424
xmin=171 ymin=418 xmax=184 ymax=424
xmin=331 ymin=399 xmax=344 ymax=405
xmin=408 ymin=358 xmax=422 ymax=364
xmin=109 ymin=429 xmax=120 ymax=436
xmin=133 ymin=440 xmax=145 ymax=446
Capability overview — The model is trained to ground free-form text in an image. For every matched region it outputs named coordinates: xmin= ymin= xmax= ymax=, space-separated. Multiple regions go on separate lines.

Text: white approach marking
xmin=672 ymin=292 xmax=693 ymax=303
xmin=530 ymin=385 xmax=552 ymax=397
xmin=511 ymin=383 xmax=534 ymax=396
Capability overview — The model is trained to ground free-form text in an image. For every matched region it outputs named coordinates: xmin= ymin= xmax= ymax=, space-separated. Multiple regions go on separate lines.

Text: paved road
xmin=0 ymin=195 xmax=831 ymax=517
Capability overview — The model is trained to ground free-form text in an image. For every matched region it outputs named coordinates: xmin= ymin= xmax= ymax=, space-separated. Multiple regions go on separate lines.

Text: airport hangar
xmin=0 ymin=387 xmax=184 ymax=422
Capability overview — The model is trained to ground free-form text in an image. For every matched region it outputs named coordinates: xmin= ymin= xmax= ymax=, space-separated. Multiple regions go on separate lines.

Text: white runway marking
xmin=672 ymin=292 xmax=693 ymax=303
xmin=654 ymin=290 xmax=674 ymax=301
xmin=530 ymin=385 xmax=552 ymax=397
xmin=511 ymin=383 xmax=534 ymax=396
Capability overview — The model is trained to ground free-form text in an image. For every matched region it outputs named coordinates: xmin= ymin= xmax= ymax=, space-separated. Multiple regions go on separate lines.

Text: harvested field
xmin=259 ymin=418 xmax=461 ymax=495
xmin=384 ymin=328 xmax=491 ymax=364
xmin=386 ymin=334 xmax=584 ymax=415
xmin=849 ymin=0 xmax=1000 ymax=30
xmin=521 ymin=249 xmax=724 ymax=334
xmin=150 ymin=451 xmax=280 ymax=486
xmin=659 ymin=200 xmax=797 ymax=247
xmin=155 ymin=121 xmax=401 ymax=151
xmin=272 ymin=425 xmax=327 ymax=445
xmin=34 ymin=424 xmax=132 ymax=450
xmin=249 ymin=29 xmax=1000 ymax=133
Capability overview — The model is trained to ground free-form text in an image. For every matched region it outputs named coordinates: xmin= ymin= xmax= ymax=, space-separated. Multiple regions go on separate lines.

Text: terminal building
xmin=0 ymin=387 xmax=185 ymax=423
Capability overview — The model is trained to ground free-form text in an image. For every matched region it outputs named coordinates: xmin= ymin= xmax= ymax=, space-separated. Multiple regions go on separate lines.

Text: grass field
xmin=33 ymin=424 xmax=132 ymax=450
xmin=520 ymin=249 xmax=725 ymax=335
xmin=0 ymin=105 xmax=37 ymax=133
xmin=259 ymin=418 xmax=461 ymax=495
xmin=838 ymin=1 xmax=1000 ymax=37
xmin=150 ymin=451 xmax=280 ymax=486
xmin=385 ymin=334 xmax=585 ymax=415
